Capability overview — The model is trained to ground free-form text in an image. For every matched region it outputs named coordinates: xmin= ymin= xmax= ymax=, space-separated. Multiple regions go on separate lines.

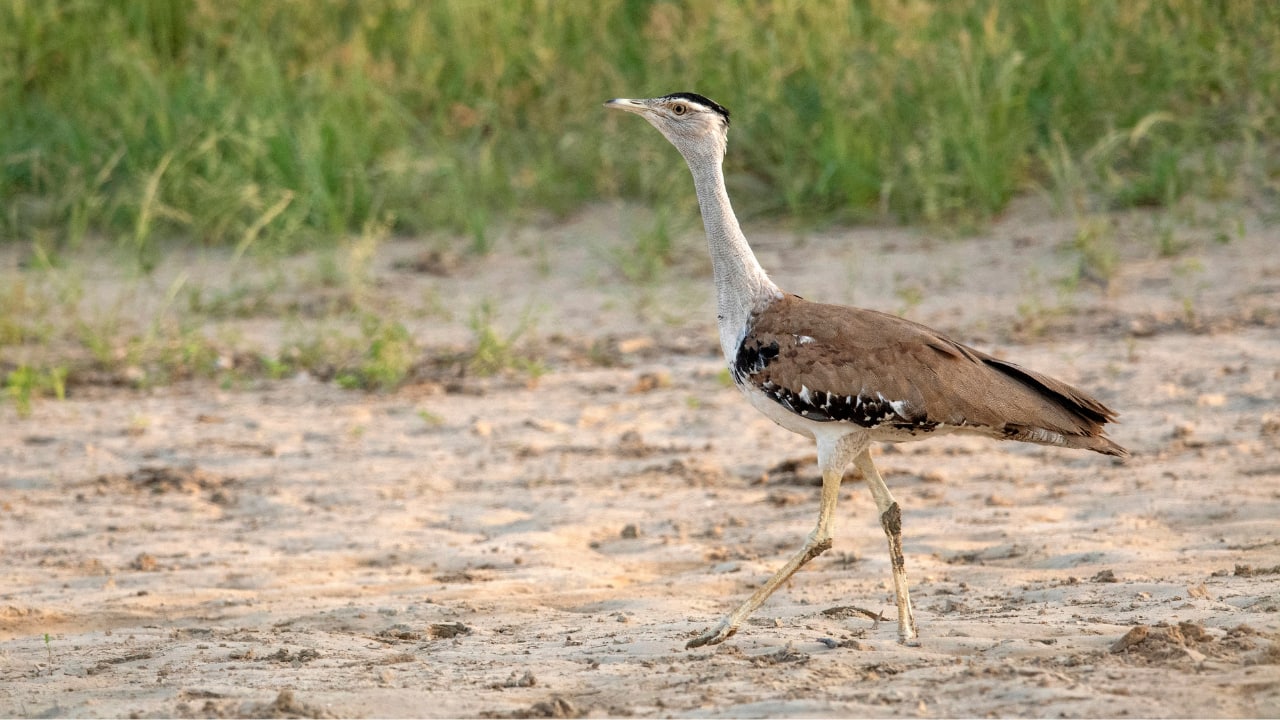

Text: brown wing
xmin=733 ymin=294 xmax=1127 ymax=457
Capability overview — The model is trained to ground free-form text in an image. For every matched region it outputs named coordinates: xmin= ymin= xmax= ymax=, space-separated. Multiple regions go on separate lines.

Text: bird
xmin=604 ymin=92 xmax=1128 ymax=650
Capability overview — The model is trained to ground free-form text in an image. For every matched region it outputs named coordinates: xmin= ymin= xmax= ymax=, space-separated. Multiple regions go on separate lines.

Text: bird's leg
xmin=686 ymin=459 xmax=843 ymax=649
xmin=853 ymin=448 xmax=919 ymax=645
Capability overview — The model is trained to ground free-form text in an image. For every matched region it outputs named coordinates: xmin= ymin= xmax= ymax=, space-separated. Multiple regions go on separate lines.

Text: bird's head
xmin=604 ymin=92 xmax=731 ymax=163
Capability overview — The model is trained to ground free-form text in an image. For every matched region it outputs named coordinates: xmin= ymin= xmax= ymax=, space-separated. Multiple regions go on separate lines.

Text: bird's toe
xmin=686 ymin=620 xmax=737 ymax=649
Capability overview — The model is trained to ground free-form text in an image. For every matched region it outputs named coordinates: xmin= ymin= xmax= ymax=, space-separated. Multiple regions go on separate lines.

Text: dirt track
xmin=3 ymin=204 xmax=1279 ymax=717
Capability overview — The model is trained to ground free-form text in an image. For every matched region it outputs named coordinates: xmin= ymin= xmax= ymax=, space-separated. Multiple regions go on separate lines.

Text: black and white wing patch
xmin=732 ymin=333 xmax=937 ymax=432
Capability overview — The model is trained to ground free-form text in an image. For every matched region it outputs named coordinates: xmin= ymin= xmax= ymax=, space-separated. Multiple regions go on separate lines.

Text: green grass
xmin=5 ymin=364 xmax=66 ymax=417
xmin=2 ymin=0 xmax=1277 ymax=257
xmin=2 ymin=0 xmax=1277 ymax=416
xmin=466 ymin=301 xmax=544 ymax=379
xmin=1069 ymin=216 xmax=1121 ymax=287
xmin=335 ymin=314 xmax=416 ymax=392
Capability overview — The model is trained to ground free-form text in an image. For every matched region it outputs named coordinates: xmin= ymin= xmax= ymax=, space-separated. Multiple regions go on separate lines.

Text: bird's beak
xmin=604 ymin=98 xmax=647 ymax=116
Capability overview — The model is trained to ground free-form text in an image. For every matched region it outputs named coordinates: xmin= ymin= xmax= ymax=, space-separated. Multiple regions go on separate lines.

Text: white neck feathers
xmin=681 ymin=151 xmax=781 ymax=360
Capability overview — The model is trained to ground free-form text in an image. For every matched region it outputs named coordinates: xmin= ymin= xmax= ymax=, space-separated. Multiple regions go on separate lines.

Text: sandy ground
xmin=2 ymin=203 xmax=1279 ymax=717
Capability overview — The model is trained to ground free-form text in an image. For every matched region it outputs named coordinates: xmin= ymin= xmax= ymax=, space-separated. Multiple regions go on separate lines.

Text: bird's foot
xmin=898 ymin=622 xmax=921 ymax=647
xmin=686 ymin=619 xmax=737 ymax=649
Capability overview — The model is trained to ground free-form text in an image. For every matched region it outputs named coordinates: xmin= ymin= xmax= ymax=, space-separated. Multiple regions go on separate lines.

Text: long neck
xmin=682 ymin=152 xmax=780 ymax=360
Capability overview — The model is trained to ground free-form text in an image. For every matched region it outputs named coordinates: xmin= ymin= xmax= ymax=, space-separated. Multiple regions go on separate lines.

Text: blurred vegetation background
xmin=2 ymin=0 xmax=1278 ymax=260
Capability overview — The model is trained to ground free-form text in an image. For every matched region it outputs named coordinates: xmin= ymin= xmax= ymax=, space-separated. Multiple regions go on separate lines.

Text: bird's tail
xmin=980 ymin=355 xmax=1130 ymax=459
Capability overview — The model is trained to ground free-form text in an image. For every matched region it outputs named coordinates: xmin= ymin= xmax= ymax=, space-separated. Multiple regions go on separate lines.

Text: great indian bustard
xmin=605 ymin=92 xmax=1128 ymax=649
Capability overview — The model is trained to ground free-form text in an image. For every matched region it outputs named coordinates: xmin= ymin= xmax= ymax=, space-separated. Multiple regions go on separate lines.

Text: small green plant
xmin=467 ymin=302 xmax=544 ymax=378
xmin=1172 ymin=256 xmax=1207 ymax=327
xmin=279 ymin=326 xmax=363 ymax=382
xmin=128 ymin=415 xmax=150 ymax=435
xmin=186 ymin=275 xmax=283 ymax=319
xmin=1070 ymin=217 xmax=1119 ymax=285
xmin=417 ymin=408 xmax=444 ymax=427
xmin=1038 ymin=131 xmax=1088 ymax=216
xmin=1180 ymin=295 xmax=1198 ymax=326
xmin=5 ymin=365 xmax=68 ymax=417
xmin=1079 ymin=112 xmax=1189 ymax=211
xmin=0 ymin=278 xmax=50 ymax=347
xmin=466 ymin=207 xmax=493 ymax=256
xmin=585 ymin=339 xmax=617 ymax=368
xmin=333 ymin=314 xmax=417 ymax=392
xmin=893 ymin=280 xmax=925 ymax=316
xmin=261 ymin=354 xmax=293 ymax=380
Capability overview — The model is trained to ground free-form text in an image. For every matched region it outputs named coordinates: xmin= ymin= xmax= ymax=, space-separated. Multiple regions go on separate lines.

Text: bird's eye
xmin=672 ymin=103 xmax=687 ymax=116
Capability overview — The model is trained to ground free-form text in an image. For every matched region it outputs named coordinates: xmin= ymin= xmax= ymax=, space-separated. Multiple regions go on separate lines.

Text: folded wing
xmin=733 ymin=294 xmax=1127 ymax=457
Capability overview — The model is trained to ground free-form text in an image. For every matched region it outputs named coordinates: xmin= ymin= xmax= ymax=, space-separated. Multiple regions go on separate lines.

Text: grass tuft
xmin=335 ymin=314 xmax=416 ymax=392
xmin=5 ymin=364 xmax=66 ymax=417
xmin=467 ymin=302 xmax=544 ymax=379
